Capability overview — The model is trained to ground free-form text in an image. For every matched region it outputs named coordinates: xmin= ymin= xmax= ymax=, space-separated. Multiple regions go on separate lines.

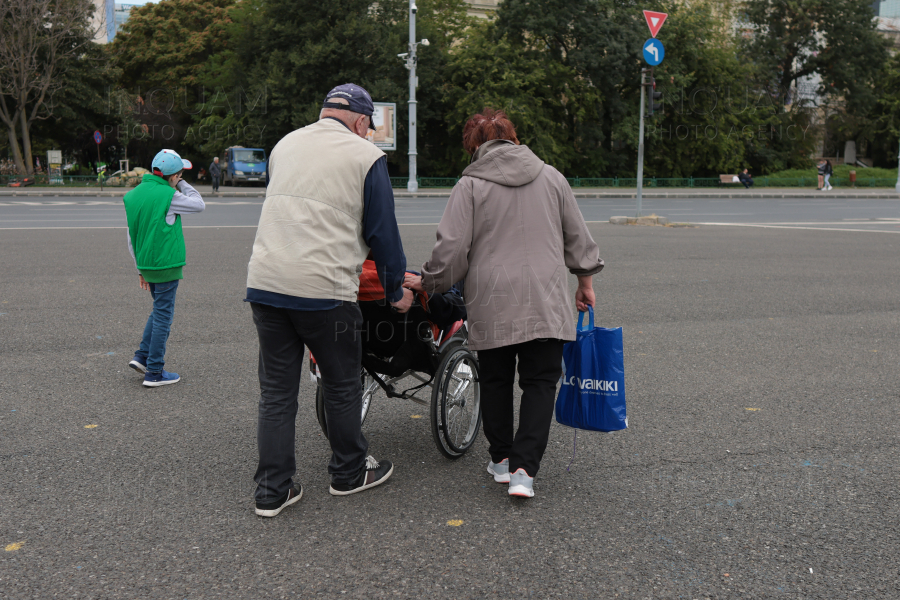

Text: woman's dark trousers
xmin=477 ymin=339 xmax=566 ymax=478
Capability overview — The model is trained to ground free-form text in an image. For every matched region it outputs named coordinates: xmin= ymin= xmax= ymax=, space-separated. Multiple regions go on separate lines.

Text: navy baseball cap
xmin=323 ymin=84 xmax=377 ymax=130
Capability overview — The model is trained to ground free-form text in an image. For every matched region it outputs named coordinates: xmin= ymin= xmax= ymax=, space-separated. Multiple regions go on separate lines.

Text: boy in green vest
xmin=124 ymin=149 xmax=205 ymax=387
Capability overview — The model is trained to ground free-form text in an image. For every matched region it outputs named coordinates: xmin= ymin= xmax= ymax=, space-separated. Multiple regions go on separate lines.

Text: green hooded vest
xmin=124 ymin=174 xmax=186 ymax=283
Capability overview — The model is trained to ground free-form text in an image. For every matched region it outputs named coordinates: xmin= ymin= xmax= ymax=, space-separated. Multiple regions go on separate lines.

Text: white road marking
xmin=695 ymin=223 xmax=900 ymax=233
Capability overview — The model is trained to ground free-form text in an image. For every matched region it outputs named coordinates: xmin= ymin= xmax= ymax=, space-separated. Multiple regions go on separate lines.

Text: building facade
xmin=90 ymin=0 xmax=115 ymax=44
xmin=873 ymin=0 xmax=900 ymax=17
xmin=90 ymin=0 xmax=146 ymax=43
xmin=873 ymin=1 xmax=900 ymax=49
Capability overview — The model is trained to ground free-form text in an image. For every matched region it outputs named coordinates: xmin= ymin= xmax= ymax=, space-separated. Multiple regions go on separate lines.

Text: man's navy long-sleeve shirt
xmin=245 ymin=119 xmax=406 ymax=310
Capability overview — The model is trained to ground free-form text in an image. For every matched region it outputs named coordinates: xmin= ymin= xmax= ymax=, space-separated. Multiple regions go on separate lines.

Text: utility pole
xmin=399 ymin=4 xmax=429 ymax=193
xmin=896 ymin=140 xmax=900 ymax=196
xmin=407 ymin=0 xmax=418 ymax=192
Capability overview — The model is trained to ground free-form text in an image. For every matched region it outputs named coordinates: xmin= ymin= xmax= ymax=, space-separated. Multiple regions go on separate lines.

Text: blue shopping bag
xmin=555 ymin=306 xmax=627 ymax=432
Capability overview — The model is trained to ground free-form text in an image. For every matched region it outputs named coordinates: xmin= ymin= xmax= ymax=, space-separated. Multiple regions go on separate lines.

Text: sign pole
xmin=636 ymin=69 xmax=647 ymax=217
xmin=93 ymin=130 xmax=104 ymax=192
xmin=97 ymin=143 xmax=103 ymax=192
xmin=637 ymin=9 xmax=667 ymax=218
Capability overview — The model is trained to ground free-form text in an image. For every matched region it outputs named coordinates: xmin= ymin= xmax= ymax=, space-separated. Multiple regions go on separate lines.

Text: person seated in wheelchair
xmin=358 ymin=259 xmax=465 ymax=378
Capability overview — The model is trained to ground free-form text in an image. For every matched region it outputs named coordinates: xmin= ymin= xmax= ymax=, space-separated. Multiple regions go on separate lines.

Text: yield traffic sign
xmin=643 ymin=10 xmax=668 ymax=38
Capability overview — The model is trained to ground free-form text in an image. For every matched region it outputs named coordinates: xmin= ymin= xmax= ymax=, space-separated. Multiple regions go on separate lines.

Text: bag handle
xmin=576 ymin=306 xmax=595 ymax=331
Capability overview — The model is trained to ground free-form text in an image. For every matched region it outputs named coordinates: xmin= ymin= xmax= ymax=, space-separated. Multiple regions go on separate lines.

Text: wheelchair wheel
xmin=431 ymin=347 xmax=481 ymax=459
xmin=315 ymin=367 xmax=374 ymax=438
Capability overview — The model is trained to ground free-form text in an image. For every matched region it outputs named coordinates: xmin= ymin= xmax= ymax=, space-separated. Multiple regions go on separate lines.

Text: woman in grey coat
xmin=411 ymin=109 xmax=604 ymax=498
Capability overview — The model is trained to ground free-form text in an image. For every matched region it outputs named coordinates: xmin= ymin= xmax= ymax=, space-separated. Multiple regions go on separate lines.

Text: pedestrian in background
xmin=823 ymin=160 xmax=833 ymax=191
xmin=209 ymin=157 xmax=221 ymax=192
xmin=817 ymin=159 xmax=827 ymax=190
xmin=245 ymin=83 xmax=413 ymax=518
xmin=413 ymin=108 xmax=604 ymax=499
xmin=738 ymin=168 xmax=754 ymax=189
xmin=124 ymin=149 xmax=205 ymax=387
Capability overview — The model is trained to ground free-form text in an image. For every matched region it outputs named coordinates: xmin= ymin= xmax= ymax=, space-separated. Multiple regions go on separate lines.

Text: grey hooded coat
xmin=420 ymin=140 xmax=604 ymax=351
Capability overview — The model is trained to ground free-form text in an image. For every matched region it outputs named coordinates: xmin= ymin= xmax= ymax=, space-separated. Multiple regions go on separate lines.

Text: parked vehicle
xmin=222 ymin=146 xmax=267 ymax=186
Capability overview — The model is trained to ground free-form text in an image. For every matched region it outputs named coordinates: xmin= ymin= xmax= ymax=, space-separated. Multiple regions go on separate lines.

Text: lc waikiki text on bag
xmin=555 ymin=307 xmax=628 ymax=432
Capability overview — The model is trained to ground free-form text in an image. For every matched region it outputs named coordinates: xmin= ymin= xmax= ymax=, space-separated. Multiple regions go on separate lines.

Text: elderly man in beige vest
xmin=245 ymin=84 xmax=413 ymax=517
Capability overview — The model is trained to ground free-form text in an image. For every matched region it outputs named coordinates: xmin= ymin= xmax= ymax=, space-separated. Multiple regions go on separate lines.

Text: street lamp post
xmin=896 ymin=140 xmax=900 ymax=196
xmin=401 ymin=0 xmax=428 ymax=193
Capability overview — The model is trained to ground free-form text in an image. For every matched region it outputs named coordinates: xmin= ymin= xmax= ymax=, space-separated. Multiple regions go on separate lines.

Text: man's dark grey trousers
xmin=251 ymin=302 xmax=367 ymax=503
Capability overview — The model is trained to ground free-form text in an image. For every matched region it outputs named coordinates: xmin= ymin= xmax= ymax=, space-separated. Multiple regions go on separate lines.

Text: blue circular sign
xmin=93 ymin=130 xmax=103 ymax=144
xmin=643 ymin=38 xmax=665 ymax=66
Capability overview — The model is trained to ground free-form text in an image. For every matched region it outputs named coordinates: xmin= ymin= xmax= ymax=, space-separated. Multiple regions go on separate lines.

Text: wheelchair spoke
xmin=445 ymin=356 xmax=479 ymax=446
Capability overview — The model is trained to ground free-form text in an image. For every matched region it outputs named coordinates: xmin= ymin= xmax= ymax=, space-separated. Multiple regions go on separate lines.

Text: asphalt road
xmin=1 ymin=222 xmax=898 ymax=599
xmin=1 ymin=194 xmax=900 ymax=232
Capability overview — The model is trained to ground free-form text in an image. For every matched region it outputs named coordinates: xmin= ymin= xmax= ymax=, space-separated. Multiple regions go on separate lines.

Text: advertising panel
xmin=367 ymin=102 xmax=397 ymax=151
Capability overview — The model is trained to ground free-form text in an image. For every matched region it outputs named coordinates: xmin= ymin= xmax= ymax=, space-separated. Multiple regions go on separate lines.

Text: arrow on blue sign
xmin=643 ymin=38 xmax=664 ymax=66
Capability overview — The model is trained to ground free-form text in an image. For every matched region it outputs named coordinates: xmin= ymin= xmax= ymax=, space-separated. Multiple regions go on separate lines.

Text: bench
xmin=719 ymin=174 xmax=738 ymax=185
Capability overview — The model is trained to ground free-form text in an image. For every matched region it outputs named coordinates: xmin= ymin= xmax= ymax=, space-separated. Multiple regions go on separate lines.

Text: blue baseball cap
xmin=151 ymin=149 xmax=193 ymax=176
xmin=323 ymin=84 xmax=377 ymax=130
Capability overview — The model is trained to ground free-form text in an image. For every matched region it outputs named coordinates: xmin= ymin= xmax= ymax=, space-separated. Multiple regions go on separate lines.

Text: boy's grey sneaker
xmin=143 ymin=370 xmax=180 ymax=387
xmin=508 ymin=468 xmax=535 ymax=498
xmin=329 ymin=455 xmax=393 ymax=496
xmin=129 ymin=356 xmax=147 ymax=374
xmin=487 ymin=458 xmax=510 ymax=483
xmin=255 ymin=484 xmax=302 ymax=517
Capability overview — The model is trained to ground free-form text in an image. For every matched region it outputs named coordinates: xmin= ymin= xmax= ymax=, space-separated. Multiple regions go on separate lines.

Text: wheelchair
xmin=309 ymin=265 xmax=481 ymax=459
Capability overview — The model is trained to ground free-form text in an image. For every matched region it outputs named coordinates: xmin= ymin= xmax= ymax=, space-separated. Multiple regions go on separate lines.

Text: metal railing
xmin=4 ymin=174 xmax=897 ymax=189
xmin=1 ymin=173 xmax=133 ymax=186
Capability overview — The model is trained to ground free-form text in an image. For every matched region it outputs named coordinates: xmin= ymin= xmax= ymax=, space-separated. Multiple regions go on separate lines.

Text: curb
xmin=0 ymin=190 xmax=265 ymax=198
xmin=610 ymin=215 xmax=668 ymax=226
xmin=1 ymin=189 xmax=897 ymax=200
xmin=575 ymin=192 xmax=900 ymax=200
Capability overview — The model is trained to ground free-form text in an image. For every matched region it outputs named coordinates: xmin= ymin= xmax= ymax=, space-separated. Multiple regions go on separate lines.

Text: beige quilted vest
xmin=247 ymin=118 xmax=385 ymax=301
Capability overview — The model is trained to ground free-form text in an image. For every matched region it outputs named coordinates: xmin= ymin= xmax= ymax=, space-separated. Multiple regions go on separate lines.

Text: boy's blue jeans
xmin=135 ymin=280 xmax=179 ymax=373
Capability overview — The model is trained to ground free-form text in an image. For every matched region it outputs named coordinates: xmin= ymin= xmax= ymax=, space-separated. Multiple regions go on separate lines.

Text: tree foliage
xmin=0 ymin=0 xmax=97 ymax=175
xmin=740 ymin=0 xmax=887 ymax=113
xmin=189 ymin=0 xmax=471 ymax=175
xmin=6 ymin=0 xmax=898 ymax=178
xmin=109 ymin=0 xmax=236 ymax=166
xmin=494 ymin=0 xmax=644 ymax=173
xmin=441 ymin=22 xmax=603 ymax=174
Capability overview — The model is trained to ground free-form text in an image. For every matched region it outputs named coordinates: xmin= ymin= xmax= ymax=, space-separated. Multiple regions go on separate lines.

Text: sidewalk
xmin=1 ymin=184 xmax=897 ymax=199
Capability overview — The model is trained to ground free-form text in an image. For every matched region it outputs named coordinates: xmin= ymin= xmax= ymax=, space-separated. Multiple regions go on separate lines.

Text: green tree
xmin=645 ymin=1 xmax=814 ymax=176
xmin=740 ymin=0 xmax=887 ymax=113
xmin=0 ymin=0 xmax=97 ymax=175
xmin=491 ymin=0 xmax=810 ymax=176
xmin=495 ymin=0 xmax=645 ymax=174
xmin=442 ymin=21 xmax=602 ymax=174
xmin=739 ymin=0 xmax=889 ymax=163
xmin=192 ymin=0 xmax=470 ymax=176
xmin=29 ymin=39 xmax=120 ymax=170
xmin=869 ymin=51 xmax=900 ymax=168
xmin=110 ymin=0 xmax=236 ymax=164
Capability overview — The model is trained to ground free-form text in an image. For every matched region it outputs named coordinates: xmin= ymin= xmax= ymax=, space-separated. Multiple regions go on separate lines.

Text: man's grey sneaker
xmin=255 ymin=484 xmax=302 ymax=517
xmin=487 ymin=458 xmax=510 ymax=483
xmin=143 ymin=370 xmax=180 ymax=387
xmin=508 ymin=468 xmax=535 ymax=498
xmin=129 ymin=356 xmax=147 ymax=374
xmin=329 ymin=455 xmax=394 ymax=496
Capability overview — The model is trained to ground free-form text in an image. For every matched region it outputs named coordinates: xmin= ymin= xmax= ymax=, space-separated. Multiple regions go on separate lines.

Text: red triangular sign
xmin=643 ymin=10 xmax=668 ymax=38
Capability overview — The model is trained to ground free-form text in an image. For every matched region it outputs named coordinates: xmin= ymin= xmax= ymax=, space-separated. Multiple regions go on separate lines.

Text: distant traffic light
xmin=646 ymin=75 xmax=663 ymax=117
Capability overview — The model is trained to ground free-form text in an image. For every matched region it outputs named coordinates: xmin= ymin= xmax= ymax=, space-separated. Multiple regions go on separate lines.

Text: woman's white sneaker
xmin=508 ymin=468 xmax=535 ymax=498
xmin=487 ymin=458 xmax=510 ymax=483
